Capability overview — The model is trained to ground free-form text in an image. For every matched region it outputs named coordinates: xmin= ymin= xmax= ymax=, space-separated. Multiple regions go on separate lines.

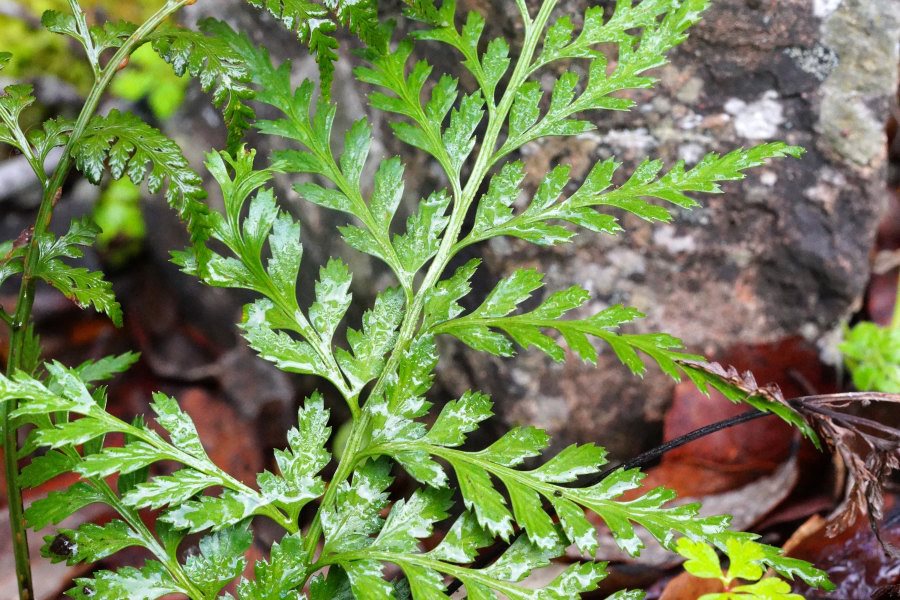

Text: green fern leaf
xmin=429 ymin=266 xmax=706 ymax=377
xmin=149 ymin=20 xmax=255 ymax=152
xmin=73 ymin=352 xmax=140 ymax=384
xmin=244 ymin=0 xmax=342 ymax=96
xmin=88 ymin=20 xmax=139 ymax=54
xmin=160 ymin=489 xmax=266 ymax=534
xmin=41 ymin=9 xmax=138 ymax=63
xmin=245 ymin=0 xmax=329 ymax=37
xmin=0 ymin=64 xmax=40 ymax=155
xmin=258 ymin=394 xmax=331 ymax=521
xmin=19 ymin=450 xmax=77 ymax=488
xmin=413 ymin=8 xmax=511 ymax=105
xmin=42 ymin=520 xmax=144 ymax=566
xmin=241 ymin=301 xmax=332 ymax=378
xmin=466 ymin=144 xmax=802 ymax=249
xmin=22 ymin=117 xmax=72 ymax=165
xmin=255 ymin=72 xmax=411 ymax=281
xmin=363 ymin=391 xmax=731 ymax=557
xmin=67 ymin=561 xmax=186 ymax=600
xmin=336 ymin=286 xmax=406 ymax=393
xmin=308 ymin=566 xmax=355 ymax=600
xmin=310 ymin=258 xmax=354 ymax=343
xmin=372 ymin=488 xmax=452 ymax=552
xmin=422 ymin=259 xmax=481 ymax=330
xmin=321 ymin=458 xmax=394 ymax=554
xmin=24 ymin=482 xmax=106 ymax=530
xmin=73 ymin=110 xmax=210 ymax=242
xmin=343 ymin=560 xmax=396 ymax=599
xmin=175 ymin=149 xmax=355 ymax=394
xmin=76 ymin=441 xmax=170 ymax=479
xmin=484 ymin=0 xmax=715 ymax=161
xmin=32 ymin=218 xmax=122 ymax=326
xmin=5 ymin=367 xmax=290 ymax=538
xmin=426 ymin=511 xmax=493 ymax=564
xmin=331 ymin=0 xmax=389 ymax=51
xmin=328 ymin=521 xmax=608 ymax=599
xmin=236 ymin=532 xmax=309 ymax=599
xmin=393 ymin=191 xmax=452 ymax=275
xmin=123 ymin=469 xmax=221 ymax=511
xmin=355 ymin=43 xmax=457 ymax=173
xmin=0 ymin=82 xmax=35 ymax=136
xmin=183 ymin=524 xmax=253 ymax=597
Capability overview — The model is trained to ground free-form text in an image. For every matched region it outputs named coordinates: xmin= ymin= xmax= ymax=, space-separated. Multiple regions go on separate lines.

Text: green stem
xmin=514 ymin=0 xmax=532 ymax=24
xmin=0 ymin=105 xmax=46 ymax=183
xmin=1 ymin=3 xmax=192 ymax=598
xmin=0 ymin=402 xmax=31 ymax=599
xmin=67 ymin=0 xmax=101 ymax=77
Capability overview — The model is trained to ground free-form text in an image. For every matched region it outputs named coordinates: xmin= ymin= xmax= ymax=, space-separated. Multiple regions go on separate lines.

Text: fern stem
xmin=514 ymin=0 xmax=532 ymax=24
xmin=67 ymin=0 xmax=101 ymax=77
xmin=0 ymin=104 xmax=46 ymax=183
xmin=1 ymin=2 xmax=193 ymax=598
xmin=2 ymin=281 xmax=36 ymax=599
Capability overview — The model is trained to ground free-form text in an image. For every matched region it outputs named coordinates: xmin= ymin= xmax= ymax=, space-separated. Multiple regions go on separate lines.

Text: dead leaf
xmin=782 ymin=497 xmax=900 ymax=597
xmin=792 ymin=393 xmax=900 ymax=550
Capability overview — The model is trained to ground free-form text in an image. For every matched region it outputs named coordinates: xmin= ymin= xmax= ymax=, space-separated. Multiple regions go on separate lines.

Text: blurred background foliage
xmin=1 ymin=0 xmax=186 ymax=260
xmin=0 ymin=1 xmax=170 ymax=92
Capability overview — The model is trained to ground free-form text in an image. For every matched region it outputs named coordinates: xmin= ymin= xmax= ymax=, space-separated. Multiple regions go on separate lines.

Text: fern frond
xmin=364 ymin=390 xmax=729 ymax=557
xmin=317 ymin=462 xmax=611 ymax=599
xmin=244 ymin=0 xmax=342 ymax=95
xmin=149 ymin=20 xmax=255 ymax=153
xmin=463 ymin=144 xmax=804 ymax=248
xmin=173 ymin=149 xmax=363 ymax=398
xmin=67 ymin=561 xmax=186 ymax=600
xmin=73 ymin=110 xmax=210 ymax=242
xmin=32 ymin=218 xmax=122 ymax=326
xmin=4 ymin=365 xmax=302 ymax=536
xmin=326 ymin=0 xmax=389 ymax=52
xmin=425 ymin=264 xmax=699 ymax=377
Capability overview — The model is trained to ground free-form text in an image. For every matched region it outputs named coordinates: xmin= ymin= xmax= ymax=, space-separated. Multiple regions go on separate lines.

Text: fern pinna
xmin=0 ymin=0 xmax=836 ymax=598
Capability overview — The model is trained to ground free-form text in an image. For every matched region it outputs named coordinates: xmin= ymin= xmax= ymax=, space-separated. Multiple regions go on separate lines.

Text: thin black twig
xmin=593 ymin=408 xmax=769 ymax=481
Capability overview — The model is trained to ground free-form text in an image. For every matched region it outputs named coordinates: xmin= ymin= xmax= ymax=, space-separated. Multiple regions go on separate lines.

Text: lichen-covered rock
xmin=176 ymin=0 xmax=899 ymax=458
